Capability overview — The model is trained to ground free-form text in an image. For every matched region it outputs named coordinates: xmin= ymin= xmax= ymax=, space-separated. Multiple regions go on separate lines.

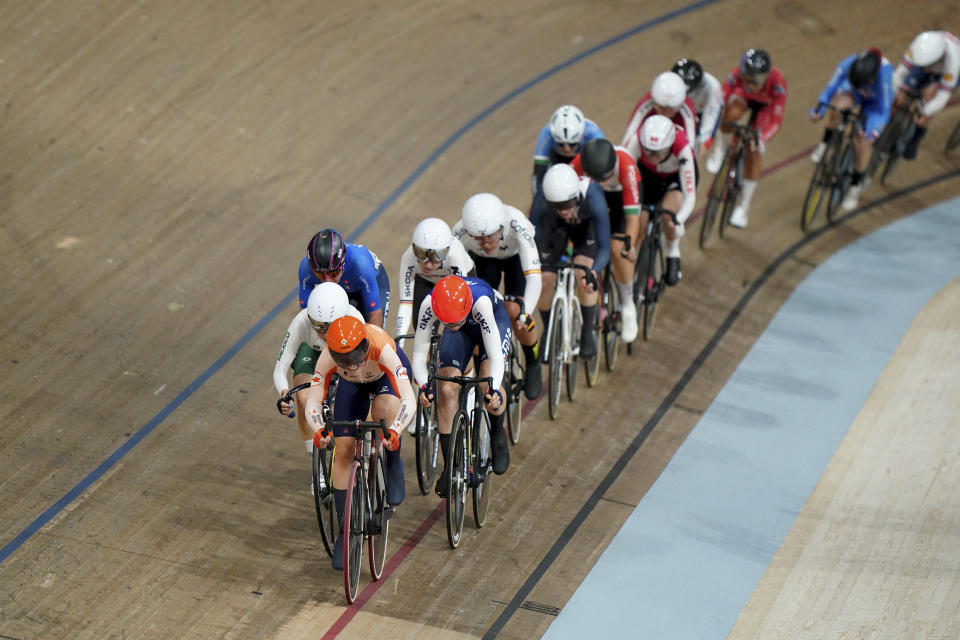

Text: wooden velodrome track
xmin=2 ymin=1 xmax=959 ymax=638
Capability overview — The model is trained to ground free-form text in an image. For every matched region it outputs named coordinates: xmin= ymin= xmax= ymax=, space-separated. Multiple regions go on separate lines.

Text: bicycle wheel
xmin=801 ymin=155 xmax=829 ymax=231
xmin=312 ymin=445 xmax=336 ymax=557
xmin=642 ymin=237 xmax=664 ymax=341
xmin=880 ymin=112 xmax=909 ymax=185
xmin=445 ymin=411 xmax=468 ymax=549
xmin=945 ymin=120 xmax=960 ymax=154
xmin=367 ymin=450 xmax=388 ymax=580
xmin=547 ymin=303 xmax=564 ymax=420
xmin=584 ymin=292 xmax=601 ymax=386
xmin=414 ymin=399 xmax=438 ymax=495
xmin=471 ymin=408 xmax=492 ymax=528
xmin=699 ymin=157 xmax=728 ymax=249
xmin=566 ymin=301 xmax=581 ymax=402
xmin=342 ymin=460 xmax=364 ymax=604
xmin=826 ymin=140 xmax=854 ymax=223
xmin=506 ymin=335 xmax=523 ymax=445
xmin=718 ymin=149 xmax=742 ymax=238
xmin=602 ymin=268 xmax=620 ymax=372
xmin=627 ymin=240 xmax=648 ymax=356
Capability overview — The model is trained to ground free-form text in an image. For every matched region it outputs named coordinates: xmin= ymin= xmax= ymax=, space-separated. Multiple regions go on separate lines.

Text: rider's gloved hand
xmin=517 ymin=311 xmax=536 ymax=332
xmin=484 ymin=388 xmax=503 ymax=410
xmin=382 ymin=428 xmax=401 ymax=451
xmin=313 ymin=428 xmax=332 ymax=449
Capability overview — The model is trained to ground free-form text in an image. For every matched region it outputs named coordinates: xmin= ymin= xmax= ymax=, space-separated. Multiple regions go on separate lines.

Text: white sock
xmin=668 ymin=238 xmax=681 ymax=258
xmin=617 ymin=280 xmax=633 ymax=302
xmin=304 ymin=439 xmax=314 ymax=456
xmin=740 ymin=179 xmax=758 ymax=210
xmin=716 ymin=131 xmax=732 ymax=153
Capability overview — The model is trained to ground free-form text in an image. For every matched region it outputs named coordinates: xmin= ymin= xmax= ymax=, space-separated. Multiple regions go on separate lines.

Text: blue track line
xmin=0 ymin=0 xmax=723 ymax=565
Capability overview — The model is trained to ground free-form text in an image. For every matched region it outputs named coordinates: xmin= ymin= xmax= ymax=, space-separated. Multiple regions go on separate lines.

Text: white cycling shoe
xmin=620 ymin=302 xmax=638 ymax=342
xmin=841 ymin=182 xmax=864 ymax=211
xmin=729 ymin=204 xmax=749 ymax=228
xmin=810 ymin=142 xmax=827 ymax=164
xmin=706 ymin=142 xmax=726 ymax=174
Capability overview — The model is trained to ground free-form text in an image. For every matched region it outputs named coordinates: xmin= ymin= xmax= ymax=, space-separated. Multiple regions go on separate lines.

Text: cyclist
xmin=411 ymin=275 xmax=512 ymax=496
xmin=622 ymin=71 xmax=698 ymax=155
xmin=623 ymin=115 xmax=696 ymax=286
xmin=304 ymin=316 xmax=414 ymax=570
xmin=532 ymin=104 xmax=605 ymax=195
xmin=529 ymin=163 xmax=609 ymax=359
xmin=891 ymin=30 xmax=960 ymax=159
xmin=809 ymin=48 xmax=894 ymax=210
xmin=705 ymin=48 xmax=788 ymax=228
xmin=298 ymin=228 xmax=391 ymax=328
xmin=395 ymin=217 xmax=474 ymax=340
xmin=274 ymin=282 xmax=366 ymax=456
xmin=672 ymin=58 xmax=725 ymax=154
xmin=453 ymin=193 xmax=543 ymax=399
xmin=570 ymin=138 xmax=642 ymax=342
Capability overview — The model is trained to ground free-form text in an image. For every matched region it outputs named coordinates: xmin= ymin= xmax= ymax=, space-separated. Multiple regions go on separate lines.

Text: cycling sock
xmin=580 ymin=305 xmax=597 ymax=336
xmin=304 ymin=439 xmax=314 ymax=456
xmin=439 ymin=432 xmax=450 ymax=468
xmin=667 ymin=237 xmax=681 ymax=259
xmin=739 ymin=179 xmax=758 ymax=209
xmin=334 ymin=488 xmax=346 ymax=528
xmin=522 ymin=342 xmax=539 ymax=365
xmin=617 ymin=279 xmax=633 ymax=303
xmin=822 ymin=128 xmax=834 ymax=144
xmin=538 ymin=308 xmax=551 ymax=347
xmin=851 ymin=170 xmax=865 ymax=186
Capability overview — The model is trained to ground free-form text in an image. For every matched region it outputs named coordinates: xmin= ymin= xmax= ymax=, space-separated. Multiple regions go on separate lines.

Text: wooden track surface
xmin=1 ymin=1 xmax=959 ymax=638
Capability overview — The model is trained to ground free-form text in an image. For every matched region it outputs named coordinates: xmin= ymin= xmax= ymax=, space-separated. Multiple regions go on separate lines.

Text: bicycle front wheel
xmin=471 ymin=409 xmax=492 ymax=528
xmin=718 ymin=150 xmax=742 ymax=238
xmin=342 ymin=460 xmax=364 ymax=604
xmin=506 ymin=335 xmax=523 ymax=445
xmin=566 ymin=302 xmax=581 ymax=402
xmin=826 ymin=141 xmax=854 ymax=223
xmin=801 ymin=157 xmax=828 ymax=231
xmin=584 ymin=293 xmax=601 ymax=386
xmin=547 ymin=304 xmax=564 ymax=420
xmin=414 ymin=400 xmax=438 ymax=495
xmin=602 ymin=268 xmax=620 ymax=372
xmin=701 ymin=152 xmax=730 ymax=246
xmin=312 ymin=444 xmax=336 ymax=557
xmin=642 ymin=237 xmax=664 ymax=341
xmin=445 ymin=411 xmax=468 ymax=549
xmin=880 ymin=112 xmax=909 ymax=185
xmin=368 ymin=450 xmax=389 ymax=580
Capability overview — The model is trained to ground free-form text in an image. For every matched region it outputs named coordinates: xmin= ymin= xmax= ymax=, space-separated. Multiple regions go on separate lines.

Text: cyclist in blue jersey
xmin=298 ymin=228 xmax=391 ymax=328
xmin=809 ymin=48 xmax=894 ymax=210
xmin=532 ymin=105 xmax=605 ymax=196
xmin=411 ymin=275 xmax=512 ymax=496
xmin=529 ymin=163 xmax=610 ymax=360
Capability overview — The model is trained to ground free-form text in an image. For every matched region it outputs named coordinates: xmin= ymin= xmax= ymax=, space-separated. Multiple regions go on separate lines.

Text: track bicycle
xmin=869 ymin=89 xmax=922 ymax=185
xmin=278 ymin=382 xmax=337 ymax=557
xmin=600 ymin=232 xmax=636 ymax=370
xmin=540 ymin=260 xmax=598 ymax=420
xmin=501 ymin=295 xmax=527 ymax=445
xmin=315 ymin=418 xmax=391 ymax=603
xmin=802 ymin=105 xmax=861 ymax=230
xmin=635 ymin=204 xmax=679 ymax=342
xmin=699 ymin=120 xmax=759 ymax=248
xmin=431 ymin=374 xmax=495 ymax=548
xmin=397 ymin=329 xmax=442 ymax=495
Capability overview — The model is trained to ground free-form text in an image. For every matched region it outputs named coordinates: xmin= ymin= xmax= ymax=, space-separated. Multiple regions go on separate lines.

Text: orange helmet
xmin=431 ymin=276 xmax=473 ymax=324
xmin=326 ymin=316 xmax=369 ymax=367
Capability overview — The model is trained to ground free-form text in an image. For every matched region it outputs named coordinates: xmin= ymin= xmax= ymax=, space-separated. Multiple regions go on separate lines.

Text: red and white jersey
xmin=569 ymin=145 xmax=641 ymax=216
xmin=621 ymin=91 xmax=698 ymax=153
xmin=721 ymin=67 xmax=788 ymax=144
xmin=624 ymin=125 xmax=696 ymax=225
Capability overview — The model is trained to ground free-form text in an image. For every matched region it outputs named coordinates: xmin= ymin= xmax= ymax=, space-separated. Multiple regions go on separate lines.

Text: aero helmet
xmin=461 ymin=193 xmax=507 ymax=237
xmin=549 ymin=105 xmax=586 ymax=146
xmin=848 ymin=49 xmax=882 ymax=89
xmin=411 ymin=217 xmax=452 ymax=263
xmin=431 ymin=275 xmax=473 ymax=324
xmin=906 ymin=31 xmax=946 ymax=67
xmin=542 ymin=163 xmax=581 ymax=203
xmin=307 ymin=282 xmax=352 ymax=332
xmin=307 ymin=228 xmax=347 ymax=274
xmin=651 ymin=71 xmax=687 ymax=109
xmin=740 ymin=48 xmax=772 ymax=78
xmin=640 ymin=115 xmax=677 ymax=152
xmin=326 ymin=316 xmax=369 ymax=367
xmin=580 ymin=138 xmax=618 ymax=181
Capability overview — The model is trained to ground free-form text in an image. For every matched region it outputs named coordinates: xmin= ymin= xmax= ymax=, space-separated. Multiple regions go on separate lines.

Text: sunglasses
xmin=308 ymin=318 xmax=332 ymax=333
xmin=412 ymin=245 xmax=448 ymax=263
xmin=555 ymin=141 xmax=581 ymax=153
xmin=743 ymin=73 xmax=768 ymax=86
xmin=314 ymin=266 xmax=344 ymax=280
xmin=469 ymin=229 xmax=502 ymax=244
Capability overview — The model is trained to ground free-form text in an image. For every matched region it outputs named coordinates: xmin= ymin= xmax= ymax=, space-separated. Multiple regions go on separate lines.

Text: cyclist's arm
xmin=675 ymin=145 xmax=698 ymax=225
xmin=352 ymin=246 xmax=384 ymax=313
xmin=680 ymin=100 xmax=698 ymax=151
xmin=410 ymin=296 xmax=435 ymax=387
xmin=297 ymin=257 xmax=315 ymax=309
xmin=869 ymin=64 xmax=895 ymax=138
xmin=473 ymin=297 xmax=505 ymax=390
xmin=923 ymin=76 xmax=958 ymax=117
xmin=510 ymin=210 xmax=542 ymax=316
xmin=587 ymin=183 xmax=611 ymax=274
xmin=816 ymin=56 xmax=852 ymax=114
xmin=891 ymin=60 xmax=909 ymax=92
xmin=448 ymin=238 xmax=475 ymax=276
xmin=395 ymin=247 xmax=418 ymax=336
xmin=697 ymin=73 xmax=724 ymax=147
xmin=273 ymin=311 xmax=312 ymax=394
xmin=303 ymin=353 xmax=337 ymax=432
xmin=758 ymin=73 xmax=787 ymax=144
xmin=620 ymin=99 xmax=647 ymax=148
xmin=377 ymin=345 xmax=415 ymax=433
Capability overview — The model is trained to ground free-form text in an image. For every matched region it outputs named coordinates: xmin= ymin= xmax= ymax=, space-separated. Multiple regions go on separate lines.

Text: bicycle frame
xmin=541 ymin=261 xmax=588 ymax=364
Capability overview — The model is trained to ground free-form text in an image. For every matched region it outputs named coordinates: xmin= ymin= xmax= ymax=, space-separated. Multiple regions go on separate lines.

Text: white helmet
xmin=651 ymin=71 xmax=687 ymax=110
xmin=907 ymin=31 xmax=946 ymax=67
xmin=462 ymin=193 xmax=507 ymax=236
xmin=411 ymin=217 xmax=452 ymax=262
xmin=640 ymin=115 xmax=677 ymax=152
xmin=542 ymin=163 xmax=581 ymax=203
xmin=307 ymin=282 xmax=351 ymax=329
xmin=549 ymin=105 xmax=586 ymax=145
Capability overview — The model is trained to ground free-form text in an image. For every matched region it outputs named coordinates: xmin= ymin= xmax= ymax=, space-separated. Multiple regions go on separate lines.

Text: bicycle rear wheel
xmin=602 ymin=268 xmax=620 ymax=372
xmin=880 ymin=112 xmax=909 ymax=185
xmin=584 ymin=294 xmax=601 ymax=386
xmin=547 ymin=305 xmax=564 ymax=420
xmin=312 ymin=444 xmax=336 ymax=557
xmin=718 ymin=149 xmax=742 ymax=238
xmin=506 ymin=335 xmax=523 ymax=445
xmin=566 ymin=302 xmax=581 ymax=401
xmin=414 ymin=400 xmax=438 ymax=495
xmin=445 ymin=412 xmax=468 ymax=549
xmin=945 ymin=120 xmax=960 ymax=154
xmin=826 ymin=140 xmax=854 ymax=223
xmin=471 ymin=409 xmax=492 ymax=528
xmin=367 ymin=450 xmax=388 ymax=580
xmin=642 ymin=237 xmax=664 ymax=341
xmin=801 ymin=156 xmax=828 ymax=231
xmin=699 ymin=161 xmax=728 ymax=248
xmin=342 ymin=460 xmax=364 ymax=604
xmin=627 ymin=240 xmax=648 ymax=356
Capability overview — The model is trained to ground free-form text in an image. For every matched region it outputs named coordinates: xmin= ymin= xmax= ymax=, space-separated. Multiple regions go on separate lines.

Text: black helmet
xmin=307 ymin=228 xmax=346 ymax=274
xmin=580 ymin=138 xmax=617 ymax=181
xmin=672 ymin=58 xmax=704 ymax=92
xmin=848 ymin=48 xmax=881 ymax=89
xmin=740 ymin=48 xmax=772 ymax=78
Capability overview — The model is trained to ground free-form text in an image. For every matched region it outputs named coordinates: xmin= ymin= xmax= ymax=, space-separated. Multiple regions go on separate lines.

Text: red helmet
xmin=326 ymin=316 xmax=369 ymax=367
xmin=431 ymin=276 xmax=473 ymax=324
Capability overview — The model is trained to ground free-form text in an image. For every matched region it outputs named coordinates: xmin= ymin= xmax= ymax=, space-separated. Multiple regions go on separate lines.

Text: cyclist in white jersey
xmin=274 ymin=282 xmax=365 ymax=456
xmin=452 ymin=193 xmax=543 ymax=399
xmin=672 ymin=58 xmax=724 ymax=153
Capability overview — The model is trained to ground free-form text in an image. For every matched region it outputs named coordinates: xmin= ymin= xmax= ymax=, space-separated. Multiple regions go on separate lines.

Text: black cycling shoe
xmin=579 ymin=329 xmax=598 ymax=359
xmin=331 ymin=533 xmax=343 ymax=571
xmin=435 ymin=467 xmax=450 ymax=498
xmin=666 ymin=257 xmax=682 ymax=286
xmin=491 ymin=426 xmax=510 ymax=475
xmin=523 ymin=359 xmax=543 ymax=399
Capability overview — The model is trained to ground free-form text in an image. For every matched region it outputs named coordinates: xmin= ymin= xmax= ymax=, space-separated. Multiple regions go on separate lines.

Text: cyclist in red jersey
xmin=705 ymin=48 xmax=787 ymax=229
xmin=570 ymin=139 xmax=642 ymax=341
xmin=622 ymin=71 xmax=699 ymax=156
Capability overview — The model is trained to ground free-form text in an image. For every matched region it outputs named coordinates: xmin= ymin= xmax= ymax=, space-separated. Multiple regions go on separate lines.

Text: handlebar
xmin=540 ymin=261 xmax=599 ymax=289
xmin=640 ymin=204 xmax=680 ymax=225
xmin=277 ymin=381 xmax=313 ymax=418
xmin=323 ymin=418 xmax=389 ymax=441
xmin=719 ymin=120 xmax=760 ymax=141
xmin=432 ymin=374 xmax=494 ymax=386
xmin=611 ymin=232 xmax=632 ymax=254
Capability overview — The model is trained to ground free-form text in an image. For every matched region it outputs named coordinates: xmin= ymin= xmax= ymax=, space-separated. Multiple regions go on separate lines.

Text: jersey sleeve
xmin=352 ymin=246 xmax=383 ymax=312
xmin=816 ymin=55 xmax=854 ymax=112
xmin=680 ymin=99 xmax=699 ymax=152
xmin=616 ymin=149 xmax=641 ymax=216
xmin=377 ymin=345 xmax=415 ymax=433
xmin=620 ymin=98 xmax=649 ymax=148
xmin=298 ymin=257 xmax=314 ymax=309
xmin=675 ymin=144 xmax=697 ymax=225
xmin=583 ymin=120 xmax=605 ymax=142
xmin=395 ymin=247 xmax=417 ymax=336
xmin=473 ymin=296 xmax=505 ymax=390
xmin=273 ymin=311 xmax=309 ymax=394
xmin=587 ymin=182 xmax=611 ymax=274
xmin=449 ymin=238 xmax=475 ymax=277
xmin=533 ymin=124 xmax=554 ymax=163
xmin=697 ymin=73 xmax=725 ymax=147
xmin=410 ymin=296 xmax=435 ymax=387
xmin=758 ymin=70 xmax=787 ymax=143
xmin=303 ymin=350 xmax=337 ymax=433
xmin=508 ymin=208 xmax=542 ymax=316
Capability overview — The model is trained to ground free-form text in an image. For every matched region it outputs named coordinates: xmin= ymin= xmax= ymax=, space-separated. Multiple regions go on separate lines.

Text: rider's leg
xmin=292 ymin=371 xmax=316 ymax=451
xmin=660 ymin=190 xmax=684 ymax=285
xmin=573 ymin=254 xmax=598 ymax=358
xmin=328 ymin=378 xmax=370 ymax=570
xmin=478 ymin=357 xmax=510 ymax=475
xmin=371 ymin=392 xmax=405 ymax=507
xmin=707 ymin=98 xmax=744 ymax=173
